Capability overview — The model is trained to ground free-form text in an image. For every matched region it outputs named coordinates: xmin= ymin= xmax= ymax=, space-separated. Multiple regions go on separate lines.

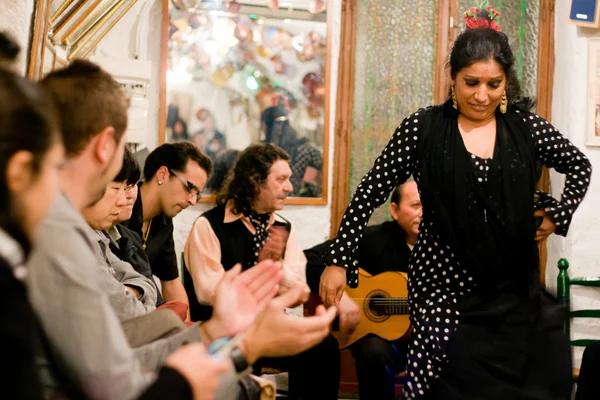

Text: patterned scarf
xmin=248 ymin=212 xmax=271 ymax=266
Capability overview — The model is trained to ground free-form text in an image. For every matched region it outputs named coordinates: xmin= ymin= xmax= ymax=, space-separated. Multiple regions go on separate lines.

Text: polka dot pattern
xmin=324 ymin=108 xmax=591 ymax=399
xmin=522 ymin=111 xmax=592 ymax=236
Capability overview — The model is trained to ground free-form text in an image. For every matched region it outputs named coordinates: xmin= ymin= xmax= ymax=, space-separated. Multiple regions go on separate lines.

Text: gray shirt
xmin=27 ymin=193 xmax=156 ymax=399
xmin=92 ymin=229 xmax=157 ymax=319
xmin=27 ymin=193 xmax=242 ymax=400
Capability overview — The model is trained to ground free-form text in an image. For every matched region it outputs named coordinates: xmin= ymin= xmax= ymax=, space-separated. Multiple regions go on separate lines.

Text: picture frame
xmin=567 ymin=0 xmax=600 ymax=28
xmin=159 ymin=0 xmax=332 ymax=205
xmin=27 ymin=0 xmax=139 ymax=80
xmin=587 ymin=39 xmax=600 ymax=146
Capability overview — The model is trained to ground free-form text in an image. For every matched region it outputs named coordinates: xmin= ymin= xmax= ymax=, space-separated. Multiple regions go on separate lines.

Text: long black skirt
xmin=423 ymin=289 xmax=572 ymax=400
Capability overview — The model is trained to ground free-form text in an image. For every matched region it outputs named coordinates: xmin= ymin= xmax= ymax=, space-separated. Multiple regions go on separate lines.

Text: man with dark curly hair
xmin=183 ymin=142 xmax=340 ymax=399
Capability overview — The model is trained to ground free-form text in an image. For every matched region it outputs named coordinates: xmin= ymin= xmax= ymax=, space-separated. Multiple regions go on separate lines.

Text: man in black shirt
xmin=305 ymin=180 xmax=421 ymax=400
xmin=125 ymin=142 xmax=212 ymax=320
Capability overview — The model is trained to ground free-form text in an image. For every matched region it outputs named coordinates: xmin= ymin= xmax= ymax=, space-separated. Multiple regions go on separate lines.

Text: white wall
xmin=94 ymin=0 xmax=341 ymax=256
xmin=548 ymin=0 xmax=600 ymax=368
xmin=0 ymin=0 xmax=34 ymax=75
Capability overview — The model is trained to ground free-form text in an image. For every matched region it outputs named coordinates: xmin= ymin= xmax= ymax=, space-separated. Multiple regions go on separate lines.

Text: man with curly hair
xmin=183 ymin=142 xmax=340 ymax=399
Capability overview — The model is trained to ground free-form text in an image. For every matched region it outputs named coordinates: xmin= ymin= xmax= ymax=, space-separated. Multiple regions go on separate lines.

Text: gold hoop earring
xmin=500 ymin=90 xmax=507 ymax=114
xmin=451 ymin=85 xmax=458 ymax=109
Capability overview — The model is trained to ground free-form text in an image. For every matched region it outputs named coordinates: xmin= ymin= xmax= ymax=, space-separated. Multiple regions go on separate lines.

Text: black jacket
xmin=108 ymin=224 xmax=165 ymax=306
xmin=305 ymin=220 xmax=412 ymax=292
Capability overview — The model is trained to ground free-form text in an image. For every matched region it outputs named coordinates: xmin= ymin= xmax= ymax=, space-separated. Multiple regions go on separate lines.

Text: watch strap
xmin=230 ymin=345 xmax=250 ymax=373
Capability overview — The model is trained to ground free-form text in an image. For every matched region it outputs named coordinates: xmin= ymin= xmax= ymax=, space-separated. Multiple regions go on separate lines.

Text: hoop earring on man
xmin=500 ymin=90 xmax=507 ymax=114
xmin=451 ymin=85 xmax=458 ymax=109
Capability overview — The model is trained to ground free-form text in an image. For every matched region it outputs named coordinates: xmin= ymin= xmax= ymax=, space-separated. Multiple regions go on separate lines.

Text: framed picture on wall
xmin=587 ymin=39 xmax=600 ymax=146
xmin=567 ymin=0 xmax=600 ymax=28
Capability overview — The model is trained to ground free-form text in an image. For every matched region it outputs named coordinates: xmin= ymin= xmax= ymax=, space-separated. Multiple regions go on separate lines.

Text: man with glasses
xmin=125 ymin=142 xmax=212 ymax=321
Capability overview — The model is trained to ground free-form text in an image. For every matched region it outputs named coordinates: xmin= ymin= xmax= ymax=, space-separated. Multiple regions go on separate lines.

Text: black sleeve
xmin=0 ymin=264 xmax=44 ymax=399
xmin=137 ymin=367 xmax=192 ymax=400
xmin=524 ymin=112 xmax=592 ymax=236
xmin=324 ymin=109 xmax=425 ymax=287
xmin=304 ymin=238 xmax=336 ymax=293
xmin=154 ymin=224 xmax=180 ymax=281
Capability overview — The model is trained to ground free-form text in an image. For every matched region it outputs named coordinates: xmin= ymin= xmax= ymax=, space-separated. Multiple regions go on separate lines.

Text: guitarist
xmin=305 ymin=180 xmax=421 ymax=400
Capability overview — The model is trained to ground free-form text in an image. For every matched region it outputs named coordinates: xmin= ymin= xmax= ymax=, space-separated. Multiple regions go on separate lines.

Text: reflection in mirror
xmin=164 ymin=1 xmax=329 ymax=200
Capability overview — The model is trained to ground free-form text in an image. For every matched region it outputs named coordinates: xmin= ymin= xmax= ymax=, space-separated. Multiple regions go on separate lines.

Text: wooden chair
xmin=557 ymin=258 xmax=600 ymax=381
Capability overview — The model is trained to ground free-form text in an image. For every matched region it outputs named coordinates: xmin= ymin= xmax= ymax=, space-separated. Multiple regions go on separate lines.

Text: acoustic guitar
xmin=306 ymin=268 xmax=411 ymax=349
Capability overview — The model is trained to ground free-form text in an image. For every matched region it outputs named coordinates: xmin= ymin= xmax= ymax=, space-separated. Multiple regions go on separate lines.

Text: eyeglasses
xmin=169 ymin=169 xmax=201 ymax=202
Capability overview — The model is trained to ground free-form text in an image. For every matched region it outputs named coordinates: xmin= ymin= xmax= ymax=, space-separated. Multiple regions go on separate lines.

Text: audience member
xmin=125 ymin=142 xmax=211 ymax=320
xmin=184 ymin=142 xmax=341 ymax=399
xmin=104 ymin=147 xmax=165 ymax=306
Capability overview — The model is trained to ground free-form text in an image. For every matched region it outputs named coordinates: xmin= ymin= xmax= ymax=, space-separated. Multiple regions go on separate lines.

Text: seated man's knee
xmin=302 ymin=333 xmax=340 ymax=366
xmin=351 ymin=335 xmax=395 ymax=366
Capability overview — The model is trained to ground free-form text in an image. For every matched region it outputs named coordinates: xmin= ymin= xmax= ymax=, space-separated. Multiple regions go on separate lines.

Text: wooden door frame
xmin=536 ymin=0 xmax=556 ymax=287
xmin=329 ymin=0 xmax=555 ymax=286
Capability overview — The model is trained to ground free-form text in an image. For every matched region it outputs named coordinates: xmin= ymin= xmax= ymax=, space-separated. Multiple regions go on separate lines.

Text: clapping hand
xmin=164 ymin=343 xmax=228 ymax=400
xmin=238 ymin=285 xmax=338 ymax=364
xmin=203 ymin=260 xmax=283 ymax=340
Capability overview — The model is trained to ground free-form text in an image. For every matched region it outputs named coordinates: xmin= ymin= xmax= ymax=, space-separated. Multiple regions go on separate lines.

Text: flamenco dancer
xmin=319 ymin=3 xmax=591 ymax=399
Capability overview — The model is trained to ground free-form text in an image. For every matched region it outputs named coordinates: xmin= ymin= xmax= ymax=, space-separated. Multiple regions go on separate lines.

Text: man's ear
xmin=389 ymin=202 xmax=399 ymax=222
xmin=6 ymin=150 xmax=34 ymax=194
xmin=92 ymin=126 xmax=116 ymax=165
xmin=156 ymin=166 xmax=170 ymax=184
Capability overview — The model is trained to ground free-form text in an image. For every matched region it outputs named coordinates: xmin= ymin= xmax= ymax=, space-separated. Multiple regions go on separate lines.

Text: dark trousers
xmin=350 ymin=334 xmax=409 ymax=400
xmin=252 ymin=334 xmax=340 ymax=399
xmin=576 ymin=341 xmax=600 ymax=400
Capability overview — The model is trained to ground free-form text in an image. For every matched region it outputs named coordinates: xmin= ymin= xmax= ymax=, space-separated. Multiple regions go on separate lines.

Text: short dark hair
xmin=0 ymin=33 xmax=60 ymax=254
xmin=217 ymin=143 xmax=290 ymax=216
xmin=390 ymin=185 xmax=403 ymax=205
xmin=114 ymin=146 xmax=141 ymax=185
xmin=390 ymin=178 xmax=416 ymax=205
xmin=143 ymin=141 xmax=213 ymax=181
xmin=40 ymin=60 xmax=129 ymax=157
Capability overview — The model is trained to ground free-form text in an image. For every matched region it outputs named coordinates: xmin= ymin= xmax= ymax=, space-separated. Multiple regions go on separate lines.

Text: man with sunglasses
xmin=125 ymin=142 xmax=212 ymax=321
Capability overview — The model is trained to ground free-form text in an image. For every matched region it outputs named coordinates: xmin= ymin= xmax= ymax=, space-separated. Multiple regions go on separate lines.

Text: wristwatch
xmin=230 ymin=345 xmax=250 ymax=373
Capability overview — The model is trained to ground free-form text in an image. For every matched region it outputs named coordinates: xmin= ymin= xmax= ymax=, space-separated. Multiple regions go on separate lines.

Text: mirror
xmin=160 ymin=0 xmax=331 ymax=204
xmin=28 ymin=0 xmax=140 ymax=80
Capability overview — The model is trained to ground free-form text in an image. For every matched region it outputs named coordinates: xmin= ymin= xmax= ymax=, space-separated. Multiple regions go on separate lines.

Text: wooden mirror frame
xmin=330 ymin=0 xmax=555 ymax=287
xmin=158 ymin=0 xmax=332 ymax=206
xmin=27 ymin=0 xmax=140 ymax=80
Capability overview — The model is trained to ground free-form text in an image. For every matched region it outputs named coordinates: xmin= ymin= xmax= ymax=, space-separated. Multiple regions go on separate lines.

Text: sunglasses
xmin=169 ymin=169 xmax=202 ymax=202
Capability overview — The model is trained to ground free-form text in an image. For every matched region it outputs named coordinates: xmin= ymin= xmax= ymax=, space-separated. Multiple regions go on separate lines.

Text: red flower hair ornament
xmin=464 ymin=1 xmax=502 ymax=32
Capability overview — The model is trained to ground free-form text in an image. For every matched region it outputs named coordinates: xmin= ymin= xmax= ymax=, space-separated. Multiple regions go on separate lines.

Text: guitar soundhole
xmin=368 ymin=295 xmax=388 ymax=317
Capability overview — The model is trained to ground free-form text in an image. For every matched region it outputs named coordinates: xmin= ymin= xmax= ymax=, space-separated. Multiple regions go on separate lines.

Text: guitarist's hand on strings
xmin=337 ymin=292 xmax=360 ymax=344
xmin=320 ymin=265 xmax=347 ymax=307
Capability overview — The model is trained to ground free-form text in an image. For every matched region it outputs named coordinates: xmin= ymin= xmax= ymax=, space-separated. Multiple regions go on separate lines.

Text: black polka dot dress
xmin=325 ymin=108 xmax=592 ymax=398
